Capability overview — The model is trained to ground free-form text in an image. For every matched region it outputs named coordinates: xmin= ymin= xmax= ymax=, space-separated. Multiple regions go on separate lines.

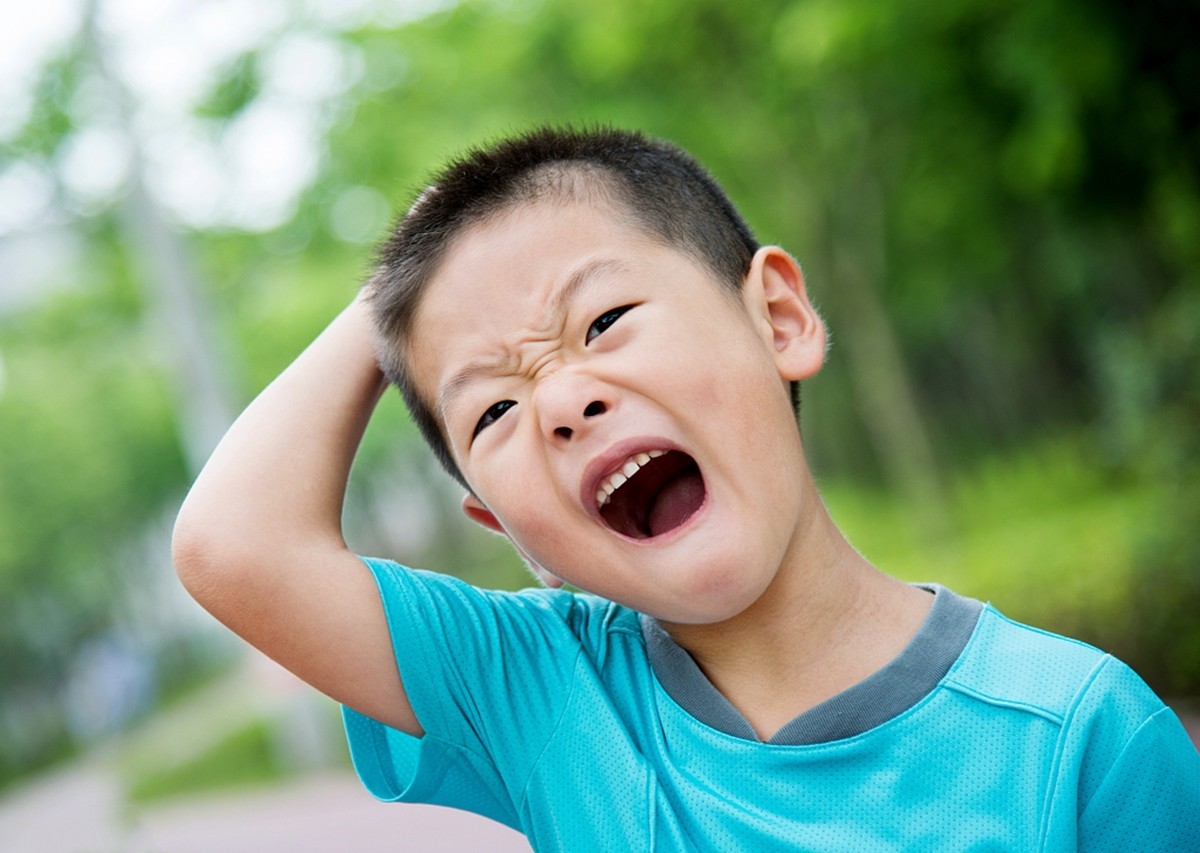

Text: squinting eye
xmin=473 ymin=400 xmax=515 ymax=439
xmin=586 ymin=305 xmax=635 ymax=344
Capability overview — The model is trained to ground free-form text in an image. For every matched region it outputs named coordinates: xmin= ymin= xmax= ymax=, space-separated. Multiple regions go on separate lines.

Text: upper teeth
xmin=596 ymin=450 xmax=666 ymax=508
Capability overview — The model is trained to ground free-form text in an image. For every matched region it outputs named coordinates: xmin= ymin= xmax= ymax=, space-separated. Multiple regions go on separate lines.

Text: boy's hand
xmin=172 ymin=295 xmax=423 ymax=736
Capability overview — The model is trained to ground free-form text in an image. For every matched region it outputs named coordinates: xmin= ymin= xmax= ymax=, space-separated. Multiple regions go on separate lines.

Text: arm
xmin=171 ymin=294 xmax=423 ymax=736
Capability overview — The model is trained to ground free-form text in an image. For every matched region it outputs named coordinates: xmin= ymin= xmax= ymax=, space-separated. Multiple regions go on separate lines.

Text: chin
xmin=652 ymin=562 xmax=771 ymax=625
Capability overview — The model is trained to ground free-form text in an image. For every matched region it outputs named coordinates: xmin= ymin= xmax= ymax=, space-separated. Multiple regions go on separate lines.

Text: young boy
xmin=173 ymin=127 xmax=1200 ymax=850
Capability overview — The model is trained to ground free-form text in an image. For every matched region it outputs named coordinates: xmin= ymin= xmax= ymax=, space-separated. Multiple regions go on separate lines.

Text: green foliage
xmin=0 ymin=243 xmax=187 ymax=687
xmin=194 ymin=52 xmax=262 ymax=120
xmin=2 ymin=46 xmax=86 ymax=160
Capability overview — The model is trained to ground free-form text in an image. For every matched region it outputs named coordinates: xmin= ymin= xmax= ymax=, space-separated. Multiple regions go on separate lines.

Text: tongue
xmin=647 ymin=470 xmax=705 ymax=537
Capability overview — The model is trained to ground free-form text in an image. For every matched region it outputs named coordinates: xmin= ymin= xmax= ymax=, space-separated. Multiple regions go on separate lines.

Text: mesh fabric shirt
xmin=342 ymin=557 xmax=1200 ymax=851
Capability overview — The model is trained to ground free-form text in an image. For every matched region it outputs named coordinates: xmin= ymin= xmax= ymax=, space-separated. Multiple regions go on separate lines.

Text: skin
xmin=173 ymin=196 xmax=932 ymax=743
xmin=412 ymin=199 xmax=933 ymax=736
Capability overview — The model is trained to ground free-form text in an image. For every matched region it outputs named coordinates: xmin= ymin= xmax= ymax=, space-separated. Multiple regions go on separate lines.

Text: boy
xmin=173 ymin=127 xmax=1200 ymax=850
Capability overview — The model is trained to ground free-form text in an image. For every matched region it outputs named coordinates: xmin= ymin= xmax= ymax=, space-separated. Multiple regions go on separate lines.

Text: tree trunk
xmin=825 ymin=172 xmax=953 ymax=544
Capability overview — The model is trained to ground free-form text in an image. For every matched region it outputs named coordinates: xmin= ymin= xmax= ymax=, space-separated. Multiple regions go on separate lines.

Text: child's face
xmin=406 ymin=199 xmax=826 ymax=624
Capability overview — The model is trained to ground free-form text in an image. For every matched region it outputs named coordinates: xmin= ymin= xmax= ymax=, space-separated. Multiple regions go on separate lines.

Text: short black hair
xmin=366 ymin=126 xmax=769 ymax=490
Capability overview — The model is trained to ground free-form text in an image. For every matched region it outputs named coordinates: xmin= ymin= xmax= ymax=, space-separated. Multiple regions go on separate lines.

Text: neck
xmin=658 ymin=479 xmax=932 ymax=740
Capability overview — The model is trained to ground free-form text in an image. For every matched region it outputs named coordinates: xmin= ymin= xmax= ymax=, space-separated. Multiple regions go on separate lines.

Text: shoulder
xmin=943 ymin=603 xmax=1161 ymax=727
xmin=943 ymin=603 xmax=1198 ymax=806
xmin=943 ymin=603 xmax=1200 ymax=847
xmin=358 ymin=555 xmax=641 ymax=655
xmin=349 ymin=558 xmax=649 ymax=762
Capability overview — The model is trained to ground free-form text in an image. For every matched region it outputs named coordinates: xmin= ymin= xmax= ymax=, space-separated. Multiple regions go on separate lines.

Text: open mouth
xmin=596 ymin=450 xmax=706 ymax=540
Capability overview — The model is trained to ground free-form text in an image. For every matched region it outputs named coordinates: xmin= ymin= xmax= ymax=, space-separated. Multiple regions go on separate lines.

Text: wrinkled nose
xmin=534 ymin=371 xmax=611 ymax=442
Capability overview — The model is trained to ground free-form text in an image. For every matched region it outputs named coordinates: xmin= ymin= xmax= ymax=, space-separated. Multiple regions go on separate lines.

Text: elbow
xmin=170 ymin=499 xmax=297 ymax=617
xmin=170 ymin=502 xmax=253 ymax=610
xmin=171 ymin=509 xmax=219 ymax=604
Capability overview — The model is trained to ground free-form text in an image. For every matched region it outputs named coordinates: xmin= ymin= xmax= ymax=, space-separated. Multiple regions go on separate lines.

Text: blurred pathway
xmin=0 ymin=661 xmax=529 ymax=853
xmin=0 ymin=760 xmax=528 ymax=853
xmin=125 ymin=774 xmax=530 ymax=852
xmin=0 ymin=755 xmax=122 ymax=853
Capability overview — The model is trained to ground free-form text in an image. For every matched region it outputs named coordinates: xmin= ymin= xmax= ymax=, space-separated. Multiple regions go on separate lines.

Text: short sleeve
xmin=1050 ymin=656 xmax=1200 ymax=851
xmin=1076 ymin=705 xmax=1200 ymax=851
xmin=341 ymin=557 xmax=586 ymax=829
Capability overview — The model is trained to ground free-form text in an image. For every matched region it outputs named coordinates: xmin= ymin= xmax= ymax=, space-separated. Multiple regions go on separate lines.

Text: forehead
xmin=404 ymin=199 xmax=660 ymax=392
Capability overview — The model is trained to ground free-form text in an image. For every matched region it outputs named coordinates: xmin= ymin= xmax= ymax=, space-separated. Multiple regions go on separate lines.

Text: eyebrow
xmin=436 ymin=257 xmax=630 ymax=422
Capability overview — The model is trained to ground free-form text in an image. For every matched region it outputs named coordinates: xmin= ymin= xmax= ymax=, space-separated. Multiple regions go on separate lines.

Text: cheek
xmin=480 ymin=473 xmax=573 ymax=561
xmin=505 ymin=512 xmax=581 ymax=579
xmin=667 ymin=327 xmax=783 ymax=418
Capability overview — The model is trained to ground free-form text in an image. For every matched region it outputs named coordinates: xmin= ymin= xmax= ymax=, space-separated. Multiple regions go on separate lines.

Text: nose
xmin=533 ymin=370 xmax=611 ymax=442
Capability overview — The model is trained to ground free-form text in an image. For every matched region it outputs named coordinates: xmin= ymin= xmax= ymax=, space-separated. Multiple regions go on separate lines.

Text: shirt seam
xmin=1035 ymin=653 xmax=1113 ymax=850
xmin=1077 ymin=704 xmax=1170 ymax=824
xmin=941 ymin=680 xmax=1066 ymax=725
xmin=517 ymin=645 xmax=586 ymax=818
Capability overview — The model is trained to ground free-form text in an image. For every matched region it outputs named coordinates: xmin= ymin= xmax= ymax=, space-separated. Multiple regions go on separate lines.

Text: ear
xmin=743 ymin=246 xmax=827 ymax=381
xmin=460 ymin=494 xmax=565 ymax=589
xmin=461 ymin=493 xmax=506 ymax=535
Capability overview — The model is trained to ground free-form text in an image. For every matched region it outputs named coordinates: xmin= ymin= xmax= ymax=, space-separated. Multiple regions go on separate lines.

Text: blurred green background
xmin=1 ymin=0 xmax=1197 ymax=803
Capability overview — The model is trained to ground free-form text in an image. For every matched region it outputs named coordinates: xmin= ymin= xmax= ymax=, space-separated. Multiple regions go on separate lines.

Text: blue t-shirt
xmin=342 ymin=557 xmax=1200 ymax=851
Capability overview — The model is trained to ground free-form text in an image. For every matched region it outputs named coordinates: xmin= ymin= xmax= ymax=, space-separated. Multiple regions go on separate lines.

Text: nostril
xmin=583 ymin=401 xmax=606 ymax=418
xmin=555 ymin=426 xmax=573 ymax=440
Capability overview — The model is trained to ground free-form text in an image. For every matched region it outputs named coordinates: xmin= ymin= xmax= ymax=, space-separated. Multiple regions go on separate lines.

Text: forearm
xmin=173 ymin=294 xmax=387 ymax=573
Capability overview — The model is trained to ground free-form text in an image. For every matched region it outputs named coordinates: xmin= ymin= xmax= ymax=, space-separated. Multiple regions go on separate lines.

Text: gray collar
xmin=640 ymin=585 xmax=983 ymax=745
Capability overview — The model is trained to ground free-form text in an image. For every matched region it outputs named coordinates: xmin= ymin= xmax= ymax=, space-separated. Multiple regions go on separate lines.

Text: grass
xmin=123 ymin=717 xmax=287 ymax=805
